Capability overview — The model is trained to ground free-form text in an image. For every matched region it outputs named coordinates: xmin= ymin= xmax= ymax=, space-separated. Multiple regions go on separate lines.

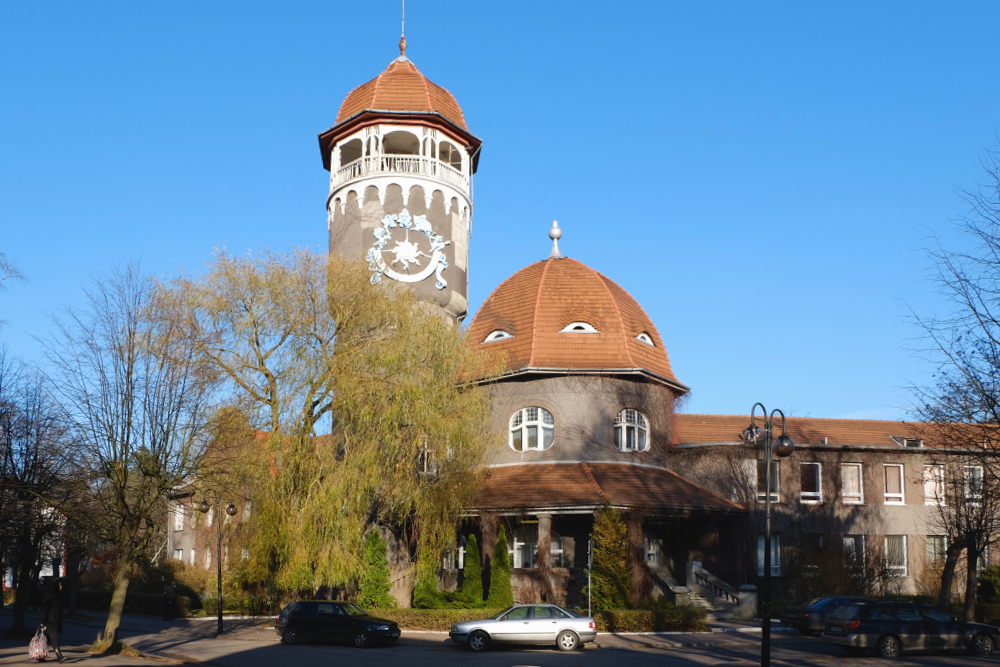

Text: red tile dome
xmin=467 ymin=257 xmax=687 ymax=391
xmin=336 ymin=58 xmax=467 ymax=130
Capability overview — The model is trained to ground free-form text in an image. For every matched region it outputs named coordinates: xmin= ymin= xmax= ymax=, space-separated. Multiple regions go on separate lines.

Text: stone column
xmin=537 ymin=513 xmax=552 ymax=568
xmin=738 ymin=584 xmax=758 ymax=621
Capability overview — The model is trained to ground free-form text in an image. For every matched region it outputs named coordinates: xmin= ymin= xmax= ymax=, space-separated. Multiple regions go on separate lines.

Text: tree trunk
xmin=964 ymin=538 xmax=979 ymax=622
xmin=938 ymin=543 xmax=964 ymax=611
xmin=101 ymin=554 xmax=133 ymax=647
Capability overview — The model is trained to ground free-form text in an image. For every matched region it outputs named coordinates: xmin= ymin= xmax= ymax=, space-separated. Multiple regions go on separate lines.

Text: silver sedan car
xmin=450 ymin=604 xmax=597 ymax=652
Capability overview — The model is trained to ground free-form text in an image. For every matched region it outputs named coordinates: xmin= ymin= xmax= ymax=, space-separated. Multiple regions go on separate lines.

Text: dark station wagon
xmin=821 ymin=600 xmax=999 ymax=658
xmin=275 ymin=601 xmax=401 ymax=648
xmin=779 ymin=596 xmax=866 ymax=636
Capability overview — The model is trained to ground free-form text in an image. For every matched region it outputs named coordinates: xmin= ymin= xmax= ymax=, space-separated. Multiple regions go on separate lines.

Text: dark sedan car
xmin=821 ymin=600 xmax=999 ymax=658
xmin=275 ymin=601 xmax=400 ymax=648
xmin=780 ymin=596 xmax=866 ymax=635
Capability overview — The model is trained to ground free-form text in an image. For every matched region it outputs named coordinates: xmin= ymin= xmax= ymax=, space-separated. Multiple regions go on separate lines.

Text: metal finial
xmin=549 ymin=220 xmax=564 ymax=259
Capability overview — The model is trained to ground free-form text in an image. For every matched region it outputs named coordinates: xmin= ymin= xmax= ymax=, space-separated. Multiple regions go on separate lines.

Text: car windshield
xmin=342 ymin=603 xmax=368 ymax=616
xmin=803 ymin=598 xmax=828 ymax=609
xmin=490 ymin=606 xmax=516 ymax=620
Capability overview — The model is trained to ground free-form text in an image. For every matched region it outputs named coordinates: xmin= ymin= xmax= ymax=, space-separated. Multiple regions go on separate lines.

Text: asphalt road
xmin=2 ymin=610 xmax=997 ymax=667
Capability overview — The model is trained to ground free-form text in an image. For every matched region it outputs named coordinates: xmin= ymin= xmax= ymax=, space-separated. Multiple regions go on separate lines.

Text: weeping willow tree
xmin=166 ymin=248 xmax=499 ymax=595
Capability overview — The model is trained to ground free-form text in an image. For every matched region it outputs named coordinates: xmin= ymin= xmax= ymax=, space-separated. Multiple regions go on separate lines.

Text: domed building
xmin=458 ymin=231 xmax=743 ymax=605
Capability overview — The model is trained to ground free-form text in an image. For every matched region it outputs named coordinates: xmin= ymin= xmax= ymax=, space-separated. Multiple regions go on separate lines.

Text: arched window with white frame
xmin=615 ymin=409 xmax=649 ymax=452
xmin=510 ymin=407 xmax=555 ymax=451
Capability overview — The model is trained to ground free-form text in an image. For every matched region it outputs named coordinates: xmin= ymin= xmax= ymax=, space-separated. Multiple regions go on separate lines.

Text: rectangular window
xmin=841 ymin=463 xmax=864 ymax=504
xmin=207 ymin=506 xmax=214 ymax=527
xmin=886 ymin=535 xmax=908 ymax=576
xmin=757 ymin=460 xmax=780 ymax=502
xmin=923 ymin=465 xmax=945 ymax=506
xmin=926 ymin=536 xmax=946 ymax=568
xmin=173 ymin=549 xmax=183 ymax=561
xmin=189 ymin=549 xmax=195 ymax=564
xmin=174 ymin=504 xmax=185 ymax=532
xmin=965 ymin=465 xmax=985 ymax=501
xmin=884 ymin=464 xmax=905 ymax=504
xmin=644 ymin=536 xmax=659 ymax=566
xmin=205 ymin=549 xmax=212 ymax=569
xmin=800 ymin=462 xmax=822 ymax=503
xmin=843 ymin=535 xmax=865 ymax=565
xmin=757 ymin=534 xmax=781 ymax=576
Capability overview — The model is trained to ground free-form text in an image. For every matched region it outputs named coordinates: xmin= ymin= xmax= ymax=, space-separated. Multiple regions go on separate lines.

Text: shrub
xmin=201 ymin=595 xmax=272 ymax=617
xmin=593 ymin=605 xmax=708 ymax=633
xmin=358 ymin=530 xmax=395 ymax=609
xmin=487 ymin=525 xmax=513 ymax=608
xmin=461 ymin=535 xmax=484 ymax=606
xmin=587 ymin=503 xmax=630 ymax=610
xmin=357 ymin=605 xmax=708 ymax=632
xmin=364 ymin=608 xmax=503 ymax=631
xmin=979 ymin=566 xmax=1000 ymax=604
xmin=75 ymin=590 xmax=191 ymax=617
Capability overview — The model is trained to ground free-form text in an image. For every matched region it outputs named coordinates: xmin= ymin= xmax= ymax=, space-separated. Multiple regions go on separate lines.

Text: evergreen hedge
xmin=361 ymin=604 xmax=708 ymax=632
xmin=461 ymin=535 xmax=483 ymax=606
xmin=357 ymin=530 xmax=396 ymax=608
xmin=487 ymin=525 xmax=513 ymax=608
xmin=75 ymin=590 xmax=192 ymax=617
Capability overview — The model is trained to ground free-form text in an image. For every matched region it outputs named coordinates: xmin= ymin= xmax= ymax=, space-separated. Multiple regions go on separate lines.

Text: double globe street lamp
xmin=198 ymin=496 xmax=238 ymax=638
xmin=742 ymin=403 xmax=794 ymax=667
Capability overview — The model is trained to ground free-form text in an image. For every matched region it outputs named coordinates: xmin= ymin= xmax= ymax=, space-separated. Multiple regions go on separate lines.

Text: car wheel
xmin=468 ymin=630 xmax=490 ymax=652
xmin=556 ymin=630 xmax=580 ymax=651
xmin=845 ymin=647 xmax=866 ymax=657
xmin=877 ymin=634 xmax=901 ymax=659
xmin=352 ymin=629 xmax=371 ymax=648
xmin=970 ymin=634 xmax=994 ymax=657
xmin=282 ymin=628 xmax=299 ymax=645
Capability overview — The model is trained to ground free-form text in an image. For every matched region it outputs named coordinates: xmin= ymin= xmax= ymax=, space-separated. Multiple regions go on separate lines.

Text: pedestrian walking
xmin=39 ymin=579 xmax=64 ymax=663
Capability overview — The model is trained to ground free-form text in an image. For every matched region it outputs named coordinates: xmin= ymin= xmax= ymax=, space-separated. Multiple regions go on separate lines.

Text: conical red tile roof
xmin=336 ymin=58 xmax=467 ymax=130
xmin=467 ymin=257 xmax=686 ymax=390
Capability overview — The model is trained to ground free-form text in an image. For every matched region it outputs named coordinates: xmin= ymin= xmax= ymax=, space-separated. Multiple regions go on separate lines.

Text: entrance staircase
xmin=647 ymin=563 xmax=744 ymax=620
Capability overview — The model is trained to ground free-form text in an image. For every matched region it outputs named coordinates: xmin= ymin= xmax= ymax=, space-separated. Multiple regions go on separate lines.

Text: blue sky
xmin=1 ymin=1 xmax=998 ymax=421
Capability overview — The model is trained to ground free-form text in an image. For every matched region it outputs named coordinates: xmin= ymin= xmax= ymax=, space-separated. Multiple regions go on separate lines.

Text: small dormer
xmin=560 ymin=322 xmax=600 ymax=334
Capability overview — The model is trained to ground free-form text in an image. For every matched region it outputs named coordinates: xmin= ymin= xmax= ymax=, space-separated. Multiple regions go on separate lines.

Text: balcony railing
xmin=333 ymin=155 xmax=469 ymax=193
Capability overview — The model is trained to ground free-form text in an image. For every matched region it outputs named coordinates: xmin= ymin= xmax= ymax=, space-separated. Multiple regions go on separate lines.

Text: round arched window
xmin=510 ymin=407 xmax=554 ymax=452
xmin=615 ymin=409 xmax=649 ymax=452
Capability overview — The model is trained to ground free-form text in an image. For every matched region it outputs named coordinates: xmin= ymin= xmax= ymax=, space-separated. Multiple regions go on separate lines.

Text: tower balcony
xmin=333 ymin=155 xmax=469 ymax=196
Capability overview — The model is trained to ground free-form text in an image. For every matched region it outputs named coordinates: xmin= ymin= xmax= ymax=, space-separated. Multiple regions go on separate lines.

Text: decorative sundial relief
xmin=366 ymin=208 xmax=451 ymax=289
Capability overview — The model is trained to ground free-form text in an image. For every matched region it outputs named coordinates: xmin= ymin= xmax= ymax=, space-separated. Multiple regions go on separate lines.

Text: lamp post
xmin=198 ymin=496 xmax=238 ymax=638
xmin=742 ymin=403 xmax=794 ymax=667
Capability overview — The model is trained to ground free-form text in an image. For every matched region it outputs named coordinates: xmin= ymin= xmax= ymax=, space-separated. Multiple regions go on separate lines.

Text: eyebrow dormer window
xmin=560 ymin=322 xmax=600 ymax=333
xmin=483 ymin=329 xmax=513 ymax=343
xmin=635 ymin=332 xmax=654 ymax=346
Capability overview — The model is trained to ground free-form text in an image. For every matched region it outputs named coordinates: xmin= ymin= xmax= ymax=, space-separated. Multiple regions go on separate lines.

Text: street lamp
xmin=742 ymin=403 xmax=794 ymax=667
xmin=198 ymin=496 xmax=238 ymax=637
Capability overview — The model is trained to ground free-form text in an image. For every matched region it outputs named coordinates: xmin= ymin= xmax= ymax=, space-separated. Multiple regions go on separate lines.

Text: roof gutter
xmin=474 ymin=366 xmax=690 ymax=394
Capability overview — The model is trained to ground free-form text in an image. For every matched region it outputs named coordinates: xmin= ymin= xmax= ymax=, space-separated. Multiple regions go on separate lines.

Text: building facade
xmin=161 ymin=41 xmax=993 ymax=613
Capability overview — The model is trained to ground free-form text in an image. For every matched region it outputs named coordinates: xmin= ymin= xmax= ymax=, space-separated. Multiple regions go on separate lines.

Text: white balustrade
xmin=333 ymin=155 xmax=469 ymax=193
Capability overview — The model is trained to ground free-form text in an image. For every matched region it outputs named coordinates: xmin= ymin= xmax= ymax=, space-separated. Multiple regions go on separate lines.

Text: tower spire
xmin=399 ymin=0 xmax=407 ymax=58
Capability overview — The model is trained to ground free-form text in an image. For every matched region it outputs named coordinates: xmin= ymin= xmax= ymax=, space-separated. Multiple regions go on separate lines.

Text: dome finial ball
xmin=549 ymin=220 xmax=562 ymax=241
